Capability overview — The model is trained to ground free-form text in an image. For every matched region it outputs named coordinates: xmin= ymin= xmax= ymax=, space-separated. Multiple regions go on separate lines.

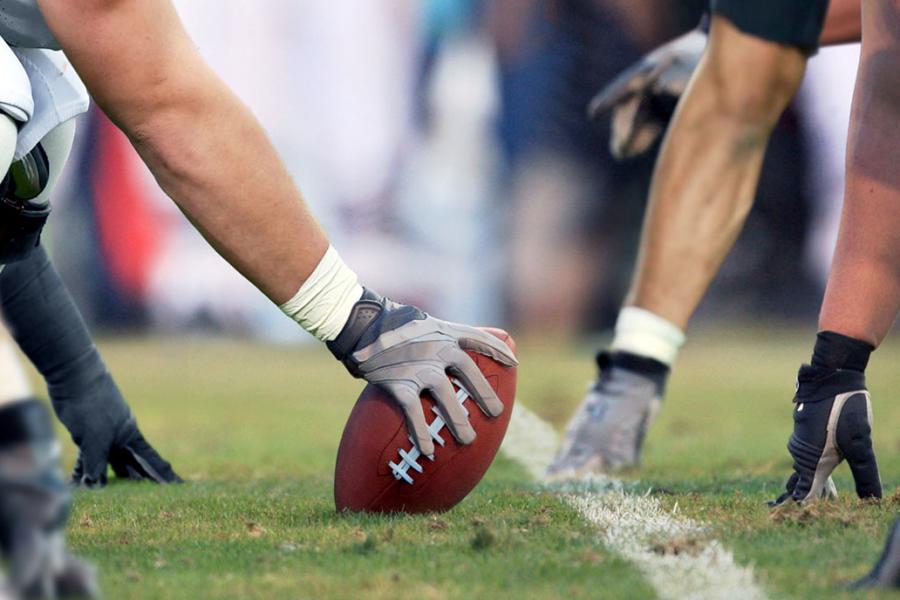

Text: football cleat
xmin=0 ymin=399 xmax=99 ymax=599
xmin=546 ymin=352 xmax=668 ymax=479
xmin=770 ymin=364 xmax=881 ymax=506
xmin=851 ymin=518 xmax=900 ymax=589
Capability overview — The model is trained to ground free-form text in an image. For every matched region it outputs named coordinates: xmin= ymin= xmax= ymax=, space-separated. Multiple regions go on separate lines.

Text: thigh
xmin=0 ymin=37 xmax=33 ymax=124
xmin=11 ymin=49 xmax=88 ymax=161
xmin=711 ymin=0 xmax=832 ymax=52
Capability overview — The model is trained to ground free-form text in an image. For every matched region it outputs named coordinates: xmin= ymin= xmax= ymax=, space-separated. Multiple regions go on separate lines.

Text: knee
xmin=29 ymin=119 xmax=77 ymax=207
xmin=702 ymin=16 xmax=808 ymax=126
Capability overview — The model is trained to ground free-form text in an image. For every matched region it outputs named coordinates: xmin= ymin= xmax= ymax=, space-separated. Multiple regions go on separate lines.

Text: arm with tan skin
xmin=34 ymin=0 xmax=518 ymax=457
xmin=36 ymin=0 xmax=326 ymax=304
xmin=821 ymin=0 xmax=862 ymax=45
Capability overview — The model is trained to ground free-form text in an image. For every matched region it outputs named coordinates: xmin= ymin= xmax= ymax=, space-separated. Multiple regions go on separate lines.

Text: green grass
xmin=37 ymin=330 xmax=900 ymax=598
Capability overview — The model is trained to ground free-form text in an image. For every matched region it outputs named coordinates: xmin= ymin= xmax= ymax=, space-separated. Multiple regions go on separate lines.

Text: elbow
xmin=116 ymin=80 xmax=212 ymax=189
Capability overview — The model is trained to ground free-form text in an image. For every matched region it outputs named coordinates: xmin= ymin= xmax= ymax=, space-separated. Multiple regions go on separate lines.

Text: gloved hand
xmin=770 ymin=365 xmax=881 ymax=506
xmin=55 ymin=373 xmax=182 ymax=488
xmin=328 ymin=288 xmax=518 ymax=457
xmin=0 ymin=245 xmax=181 ymax=488
xmin=589 ymin=29 xmax=706 ymax=160
xmin=0 ymin=400 xmax=100 ymax=599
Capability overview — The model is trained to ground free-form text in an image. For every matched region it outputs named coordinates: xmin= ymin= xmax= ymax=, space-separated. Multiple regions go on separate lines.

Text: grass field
xmin=38 ymin=329 xmax=900 ymax=599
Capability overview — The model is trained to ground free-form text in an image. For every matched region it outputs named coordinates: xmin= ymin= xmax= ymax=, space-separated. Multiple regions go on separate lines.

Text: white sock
xmin=0 ymin=325 xmax=31 ymax=406
xmin=611 ymin=307 xmax=685 ymax=367
xmin=280 ymin=246 xmax=363 ymax=342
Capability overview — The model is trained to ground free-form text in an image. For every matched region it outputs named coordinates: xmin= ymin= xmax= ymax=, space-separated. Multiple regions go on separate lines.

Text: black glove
xmin=328 ymin=288 xmax=518 ymax=457
xmin=0 ymin=245 xmax=181 ymax=488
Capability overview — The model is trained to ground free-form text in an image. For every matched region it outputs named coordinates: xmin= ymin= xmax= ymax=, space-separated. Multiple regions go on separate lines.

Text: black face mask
xmin=0 ymin=144 xmax=50 ymax=264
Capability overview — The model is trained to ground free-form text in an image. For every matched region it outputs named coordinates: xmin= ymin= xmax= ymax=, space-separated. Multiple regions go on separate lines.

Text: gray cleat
xmin=0 ymin=399 xmax=99 ymax=599
xmin=852 ymin=518 xmax=900 ymax=589
xmin=546 ymin=352 xmax=668 ymax=479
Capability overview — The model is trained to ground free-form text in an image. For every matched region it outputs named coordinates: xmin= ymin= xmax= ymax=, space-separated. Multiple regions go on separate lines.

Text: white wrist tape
xmin=611 ymin=307 xmax=685 ymax=366
xmin=280 ymin=246 xmax=363 ymax=342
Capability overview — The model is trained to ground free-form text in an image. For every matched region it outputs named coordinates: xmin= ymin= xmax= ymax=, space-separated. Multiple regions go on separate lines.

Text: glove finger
xmin=70 ymin=452 xmax=85 ymax=486
xmin=444 ymin=348 xmax=504 ymax=418
xmin=824 ymin=476 xmax=839 ymax=499
xmin=73 ymin=441 xmax=111 ymax=489
xmin=611 ymin=95 xmax=667 ymax=160
xmin=423 ymin=370 xmax=476 ymax=445
xmin=387 ymin=384 xmax=435 ymax=457
xmin=836 ymin=392 xmax=882 ymax=499
xmin=588 ymin=60 xmax=659 ymax=119
xmin=443 ymin=323 xmax=518 ymax=367
xmin=110 ymin=428 xmax=182 ymax=484
xmin=768 ymin=472 xmax=798 ymax=507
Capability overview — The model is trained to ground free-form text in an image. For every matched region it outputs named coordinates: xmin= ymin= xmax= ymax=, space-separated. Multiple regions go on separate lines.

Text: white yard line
xmin=500 ymin=402 xmax=767 ymax=600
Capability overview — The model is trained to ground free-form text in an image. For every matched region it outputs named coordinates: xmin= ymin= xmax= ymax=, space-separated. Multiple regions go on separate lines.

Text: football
xmin=334 ymin=328 xmax=518 ymax=513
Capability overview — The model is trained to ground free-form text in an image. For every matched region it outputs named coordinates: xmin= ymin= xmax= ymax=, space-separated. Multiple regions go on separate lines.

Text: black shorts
xmin=711 ymin=0 xmax=831 ymax=52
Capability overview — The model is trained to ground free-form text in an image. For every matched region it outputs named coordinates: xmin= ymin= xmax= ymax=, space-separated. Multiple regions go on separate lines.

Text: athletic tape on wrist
xmin=280 ymin=245 xmax=363 ymax=342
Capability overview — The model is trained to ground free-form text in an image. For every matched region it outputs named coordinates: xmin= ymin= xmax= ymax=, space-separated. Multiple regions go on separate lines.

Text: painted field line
xmin=500 ymin=402 xmax=767 ymax=600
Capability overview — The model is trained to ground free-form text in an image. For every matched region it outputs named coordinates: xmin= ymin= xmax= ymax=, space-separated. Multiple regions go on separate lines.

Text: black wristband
xmin=811 ymin=331 xmax=874 ymax=373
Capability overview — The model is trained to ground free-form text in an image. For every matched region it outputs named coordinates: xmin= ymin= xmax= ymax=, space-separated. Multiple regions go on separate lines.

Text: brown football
xmin=334 ymin=328 xmax=518 ymax=513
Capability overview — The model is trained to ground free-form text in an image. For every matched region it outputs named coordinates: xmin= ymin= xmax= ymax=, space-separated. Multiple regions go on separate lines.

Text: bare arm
xmin=822 ymin=0 xmax=862 ymax=45
xmin=36 ymin=0 xmax=328 ymax=304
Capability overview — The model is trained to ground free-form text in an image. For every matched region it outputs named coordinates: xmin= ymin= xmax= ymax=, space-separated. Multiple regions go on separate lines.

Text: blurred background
xmin=44 ymin=0 xmax=861 ymax=344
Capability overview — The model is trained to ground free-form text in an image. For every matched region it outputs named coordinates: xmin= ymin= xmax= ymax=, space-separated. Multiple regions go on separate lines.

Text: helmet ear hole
xmin=0 ymin=143 xmax=51 ymax=264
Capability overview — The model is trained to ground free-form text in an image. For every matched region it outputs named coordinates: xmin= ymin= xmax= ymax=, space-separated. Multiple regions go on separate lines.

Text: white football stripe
xmin=500 ymin=402 xmax=767 ymax=600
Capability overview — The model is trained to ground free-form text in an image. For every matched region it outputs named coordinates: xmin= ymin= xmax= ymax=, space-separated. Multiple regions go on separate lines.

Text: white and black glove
xmin=770 ymin=365 xmax=881 ymax=506
xmin=328 ymin=289 xmax=518 ymax=457
xmin=589 ymin=30 xmax=706 ymax=160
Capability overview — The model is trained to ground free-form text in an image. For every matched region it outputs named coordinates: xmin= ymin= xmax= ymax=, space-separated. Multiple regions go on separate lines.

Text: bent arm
xmin=822 ymin=0 xmax=862 ymax=45
xmin=36 ymin=0 xmax=329 ymax=304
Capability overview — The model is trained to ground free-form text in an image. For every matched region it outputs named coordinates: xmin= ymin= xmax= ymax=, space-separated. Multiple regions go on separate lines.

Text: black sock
xmin=811 ymin=331 xmax=874 ymax=372
xmin=601 ymin=351 xmax=670 ymax=376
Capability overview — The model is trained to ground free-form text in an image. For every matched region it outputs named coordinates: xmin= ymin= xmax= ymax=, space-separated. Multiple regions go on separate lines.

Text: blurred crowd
xmin=46 ymin=0 xmax=861 ymax=341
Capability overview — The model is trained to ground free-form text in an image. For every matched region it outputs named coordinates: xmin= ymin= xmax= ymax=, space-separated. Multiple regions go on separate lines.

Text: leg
xmin=853 ymin=517 xmax=900 ymax=589
xmin=628 ymin=15 xmax=808 ymax=331
xmin=0 ymin=114 xmax=97 ymax=599
xmin=549 ymin=2 xmax=827 ymax=477
xmin=1 ymin=121 xmax=180 ymax=487
xmin=0 ymin=116 xmax=31 ymax=406
xmin=0 ymin=315 xmax=31 ymax=408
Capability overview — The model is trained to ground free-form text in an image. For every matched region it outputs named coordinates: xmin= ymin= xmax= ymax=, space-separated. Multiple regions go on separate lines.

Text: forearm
xmin=37 ymin=0 xmax=329 ymax=305
xmin=125 ymin=80 xmax=329 ymax=304
xmin=821 ymin=0 xmax=862 ymax=45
